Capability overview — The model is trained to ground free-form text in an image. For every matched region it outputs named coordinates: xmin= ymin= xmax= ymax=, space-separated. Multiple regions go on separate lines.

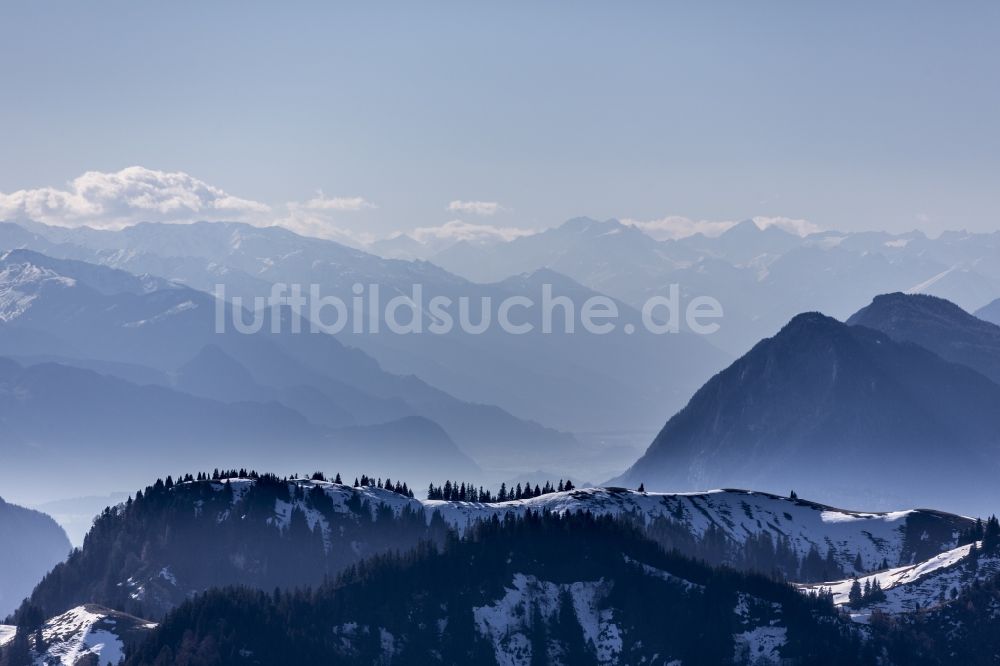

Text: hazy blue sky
xmin=1 ymin=1 xmax=998 ymax=240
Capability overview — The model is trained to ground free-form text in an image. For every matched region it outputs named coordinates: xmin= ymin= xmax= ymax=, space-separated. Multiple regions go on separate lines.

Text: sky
xmin=1 ymin=1 xmax=998 ymax=244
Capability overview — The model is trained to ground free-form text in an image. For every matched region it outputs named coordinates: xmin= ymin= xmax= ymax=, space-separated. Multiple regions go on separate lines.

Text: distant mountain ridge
xmin=848 ymin=292 xmax=1000 ymax=386
xmin=977 ymin=297 xmax=1000 ymax=327
xmin=0 ymin=354 xmax=487 ymax=504
xmin=428 ymin=217 xmax=1000 ymax=354
xmin=10 ymin=217 xmax=1000 ymax=358
xmin=0 ymin=497 xmax=71 ymax=617
xmin=0 ymin=246 xmax=575 ymax=500
xmin=0 ymin=220 xmax=728 ymax=439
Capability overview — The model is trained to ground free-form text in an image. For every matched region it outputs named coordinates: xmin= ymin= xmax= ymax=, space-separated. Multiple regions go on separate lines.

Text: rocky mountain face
xmin=614 ymin=312 xmax=1000 ymax=515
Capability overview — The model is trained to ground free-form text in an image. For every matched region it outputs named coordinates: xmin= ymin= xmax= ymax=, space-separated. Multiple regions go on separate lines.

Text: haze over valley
xmin=4 ymin=2 xmax=1000 ymax=664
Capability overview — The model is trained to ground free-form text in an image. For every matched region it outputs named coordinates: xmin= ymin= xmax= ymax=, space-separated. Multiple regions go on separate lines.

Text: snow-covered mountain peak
xmin=0 ymin=257 xmax=76 ymax=321
xmin=0 ymin=255 xmax=75 ymax=286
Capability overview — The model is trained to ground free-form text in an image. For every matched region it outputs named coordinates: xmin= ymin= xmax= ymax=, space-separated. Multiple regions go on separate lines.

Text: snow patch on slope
xmin=0 ymin=261 xmax=76 ymax=321
xmin=473 ymin=574 xmax=621 ymax=666
xmin=733 ymin=626 xmax=787 ymax=664
xmin=732 ymin=591 xmax=787 ymax=664
xmin=36 ymin=606 xmax=125 ymax=665
xmin=426 ymin=487 xmax=953 ymax=572
xmin=122 ymin=299 xmax=196 ymax=327
xmin=272 ymin=498 xmax=332 ymax=549
xmin=798 ymin=543 xmax=1000 ymax=621
xmin=624 ymin=555 xmax=704 ymax=592
xmin=907 ymin=266 xmax=958 ymax=294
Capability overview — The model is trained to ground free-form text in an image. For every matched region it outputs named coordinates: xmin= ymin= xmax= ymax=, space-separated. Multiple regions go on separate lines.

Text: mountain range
xmin=6 ymin=214 xmax=1000 ymax=664
xmin=0 ymin=246 xmax=580 ymax=500
xmin=423 ymin=217 xmax=1000 ymax=355
xmin=0 ymin=220 xmax=729 ymax=443
xmin=6 ymin=218 xmax=1000 ymax=515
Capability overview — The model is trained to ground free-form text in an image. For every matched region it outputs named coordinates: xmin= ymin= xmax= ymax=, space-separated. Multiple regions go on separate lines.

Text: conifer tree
xmin=848 ymin=579 xmax=863 ymax=608
xmin=529 ymin=603 xmax=549 ymax=666
xmin=868 ymin=578 xmax=886 ymax=603
xmin=554 ymin=589 xmax=597 ymax=665
xmin=984 ymin=515 xmax=1000 ymax=554
xmin=0 ymin=633 xmax=31 ymax=666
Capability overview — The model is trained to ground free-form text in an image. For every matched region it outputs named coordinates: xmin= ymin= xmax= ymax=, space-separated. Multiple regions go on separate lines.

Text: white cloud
xmin=411 ymin=220 xmax=534 ymax=245
xmin=0 ymin=168 xmax=381 ymax=246
xmin=621 ymin=215 xmax=735 ymax=240
xmin=300 ymin=192 xmax=376 ymax=212
xmin=447 ymin=200 xmax=501 ymax=216
xmin=622 ymin=214 xmax=820 ymax=240
xmin=271 ymin=211 xmax=372 ymax=246
xmin=750 ymin=215 xmax=821 ymax=236
xmin=0 ymin=168 xmax=821 ymax=250
xmin=0 ymin=166 xmax=270 ymax=229
xmin=276 ymin=191 xmax=378 ymax=246
xmin=275 ymin=195 xmax=378 ymax=247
